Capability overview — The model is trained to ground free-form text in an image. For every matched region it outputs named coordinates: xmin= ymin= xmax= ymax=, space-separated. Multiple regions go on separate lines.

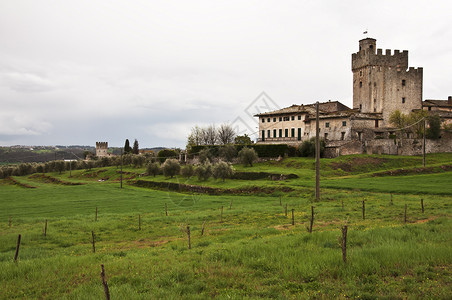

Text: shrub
xmin=132 ymin=155 xmax=146 ymax=168
xmin=161 ymin=159 xmax=180 ymax=178
xmin=212 ymin=161 xmax=234 ymax=182
xmin=181 ymin=165 xmax=195 ymax=178
xmin=298 ymin=138 xmax=325 ymax=157
xmin=55 ymin=161 xmax=66 ymax=174
xmin=157 ymin=149 xmax=178 ymax=163
xmin=219 ymin=145 xmax=237 ymax=162
xmin=426 ymin=114 xmax=441 ymax=139
xmin=238 ymin=147 xmax=258 ymax=167
xmin=36 ymin=164 xmax=44 ymax=173
xmin=195 ymin=162 xmax=212 ymax=181
xmin=146 ymin=162 xmax=160 ymax=177
xmin=198 ymin=148 xmax=213 ymax=164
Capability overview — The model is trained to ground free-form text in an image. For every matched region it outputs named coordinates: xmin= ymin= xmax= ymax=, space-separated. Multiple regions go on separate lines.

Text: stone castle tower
xmin=352 ymin=38 xmax=423 ymax=126
xmin=96 ymin=142 xmax=108 ymax=157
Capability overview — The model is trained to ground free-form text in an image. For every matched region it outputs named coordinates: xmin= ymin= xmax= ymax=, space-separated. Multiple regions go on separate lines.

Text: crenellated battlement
xmin=96 ymin=142 xmax=108 ymax=149
xmin=352 ymin=47 xmax=408 ymax=71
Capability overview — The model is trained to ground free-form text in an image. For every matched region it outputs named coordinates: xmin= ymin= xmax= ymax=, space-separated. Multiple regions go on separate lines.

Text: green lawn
xmin=1 ymin=154 xmax=452 ymax=299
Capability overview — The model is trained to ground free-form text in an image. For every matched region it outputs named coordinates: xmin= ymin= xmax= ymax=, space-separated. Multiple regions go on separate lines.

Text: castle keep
xmin=255 ymin=38 xmax=452 ymax=156
xmin=352 ymin=38 xmax=423 ymax=126
xmin=96 ymin=142 xmax=108 ymax=157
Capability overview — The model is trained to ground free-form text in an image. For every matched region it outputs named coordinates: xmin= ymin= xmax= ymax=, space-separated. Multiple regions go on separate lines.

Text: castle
xmin=255 ymin=38 xmax=452 ymax=157
xmin=96 ymin=142 xmax=109 ymax=157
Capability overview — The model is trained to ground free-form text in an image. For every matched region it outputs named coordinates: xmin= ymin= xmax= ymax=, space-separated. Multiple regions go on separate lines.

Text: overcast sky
xmin=1 ymin=0 xmax=451 ymax=148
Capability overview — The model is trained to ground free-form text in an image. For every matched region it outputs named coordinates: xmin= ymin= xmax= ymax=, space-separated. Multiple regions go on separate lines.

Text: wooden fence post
xmin=229 ymin=199 xmax=233 ymax=210
xmin=220 ymin=206 xmax=223 ymax=223
xmin=390 ymin=194 xmax=393 ymax=206
xmin=95 ymin=207 xmax=98 ymax=222
xmin=9 ymin=216 xmax=11 ymax=228
xmin=421 ymin=199 xmax=424 ymax=213
xmin=187 ymin=225 xmax=191 ymax=249
xmin=138 ymin=215 xmax=141 ymax=231
xmin=201 ymin=220 xmax=206 ymax=236
xmin=404 ymin=204 xmax=407 ymax=224
xmin=14 ymin=234 xmax=21 ymax=262
xmin=44 ymin=219 xmax=47 ymax=237
xmin=309 ymin=206 xmax=314 ymax=233
xmin=165 ymin=202 xmax=168 ymax=216
xmin=291 ymin=208 xmax=295 ymax=226
xmin=362 ymin=200 xmax=365 ymax=220
xmin=92 ymin=231 xmax=96 ymax=253
xmin=285 ymin=204 xmax=287 ymax=217
xmin=100 ymin=264 xmax=111 ymax=300
xmin=341 ymin=225 xmax=348 ymax=263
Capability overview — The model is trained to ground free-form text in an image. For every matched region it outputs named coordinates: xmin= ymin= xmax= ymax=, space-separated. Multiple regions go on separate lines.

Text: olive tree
xmin=238 ymin=147 xmax=258 ymax=167
xmin=161 ymin=159 xmax=180 ymax=178
xmin=146 ymin=162 xmax=160 ymax=177
xmin=212 ymin=161 xmax=234 ymax=182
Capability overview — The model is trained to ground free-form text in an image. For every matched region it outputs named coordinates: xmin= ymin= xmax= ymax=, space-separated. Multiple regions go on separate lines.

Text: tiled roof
xmin=423 ymin=100 xmax=452 ymax=107
xmin=254 ymin=101 xmax=351 ymax=117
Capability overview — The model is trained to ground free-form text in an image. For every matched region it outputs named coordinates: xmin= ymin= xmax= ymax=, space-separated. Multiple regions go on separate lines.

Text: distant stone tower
xmin=96 ymin=142 xmax=108 ymax=157
xmin=352 ymin=38 xmax=423 ymax=126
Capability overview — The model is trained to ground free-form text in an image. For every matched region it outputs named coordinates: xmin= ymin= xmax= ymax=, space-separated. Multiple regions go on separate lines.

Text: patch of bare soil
xmin=4 ymin=176 xmax=36 ymax=188
xmin=29 ymin=174 xmax=84 ymax=185
xmin=372 ymin=165 xmax=452 ymax=177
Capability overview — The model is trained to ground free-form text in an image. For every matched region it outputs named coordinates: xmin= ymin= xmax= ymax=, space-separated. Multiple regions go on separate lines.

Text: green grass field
xmin=1 ymin=154 xmax=451 ymax=299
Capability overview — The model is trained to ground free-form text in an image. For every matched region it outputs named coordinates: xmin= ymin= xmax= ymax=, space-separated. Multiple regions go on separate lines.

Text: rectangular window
xmin=279 ymin=129 xmax=282 ymax=138
xmin=342 ymin=121 xmax=347 ymax=126
xmin=402 ymin=79 xmax=406 ymax=86
xmin=291 ymin=116 xmax=295 ymax=121
xmin=298 ymin=115 xmax=301 ymax=120
xmin=359 ymin=81 xmax=362 ymax=88
xmin=375 ymin=120 xmax=379 ymax=128
xmin=273 ymin=129 xmax=277 ymax=138
xmin=341 ymin=132 xmax=345 ymax=140
xmin=324 ymin=133 xmax=328 ymax=140
xmin=325 ymin=122 xmax=330 ymax=128
xmin=283 ymin=116 xmax=290 ymax=121
xmin=291 ymin=128 xmax=295 ymax=137
xmin=285 ymin=129 xmax=288 ymax=137
xmin=267 ymin=118 xmax=270 ymax=122
xmin=298 ymin=128 xmax=301 ymax=141
xmin=279 ymin=117 xmax=282 ymax=122
xmin=262 ymin=118 xmax=265 ymax=123
xmin=273 ymin=117 xmax=276 ymax=122
xmin=261 ymin=130 xmax=265 ymax=141
xmin=267 ymin=130 xmax=270 ymax=138
xmin=402 ymin=97 xmax=406 ymax=104
xmin=357 ymin=132 xmax=362 ymax=141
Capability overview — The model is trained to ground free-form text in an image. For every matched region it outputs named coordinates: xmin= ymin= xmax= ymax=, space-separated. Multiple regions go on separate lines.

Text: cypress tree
xmin=124 ymin=139 xmax=132 ymax=154
xmin=132 ymin=139 xmax=139 ymax=154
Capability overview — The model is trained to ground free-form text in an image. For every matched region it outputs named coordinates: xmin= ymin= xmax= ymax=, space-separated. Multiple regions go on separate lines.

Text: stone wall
xmin=364 ymin=131 xmax=452 ymax=156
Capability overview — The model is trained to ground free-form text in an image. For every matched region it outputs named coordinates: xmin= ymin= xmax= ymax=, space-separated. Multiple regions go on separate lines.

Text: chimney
xmin=448 ymin=96 xmax=452 ymax=104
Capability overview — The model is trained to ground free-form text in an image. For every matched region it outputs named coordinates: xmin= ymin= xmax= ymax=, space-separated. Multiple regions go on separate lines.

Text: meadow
xmin=0 ymin=154 xmax=451 ymax=299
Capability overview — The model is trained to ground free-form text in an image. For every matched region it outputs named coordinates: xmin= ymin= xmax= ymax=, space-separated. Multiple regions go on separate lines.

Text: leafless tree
xmin=204 ymin=125 xmax=217 ymax=145
xmin=217 ymin=124 xmax=236 ymax=145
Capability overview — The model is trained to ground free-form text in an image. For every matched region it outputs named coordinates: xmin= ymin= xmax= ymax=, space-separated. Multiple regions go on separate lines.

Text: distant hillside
xmin=0 ymin=146 xmax=171 ymax=163
xmin=0 ymin=146 xmax=93 ymax=163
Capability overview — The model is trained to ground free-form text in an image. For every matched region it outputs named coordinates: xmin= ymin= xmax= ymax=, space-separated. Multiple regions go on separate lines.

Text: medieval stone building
xmin=255 ymin=38 xmax=452 ymax=157
xmin=96 ymin=142 xmax=108 ymax=157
